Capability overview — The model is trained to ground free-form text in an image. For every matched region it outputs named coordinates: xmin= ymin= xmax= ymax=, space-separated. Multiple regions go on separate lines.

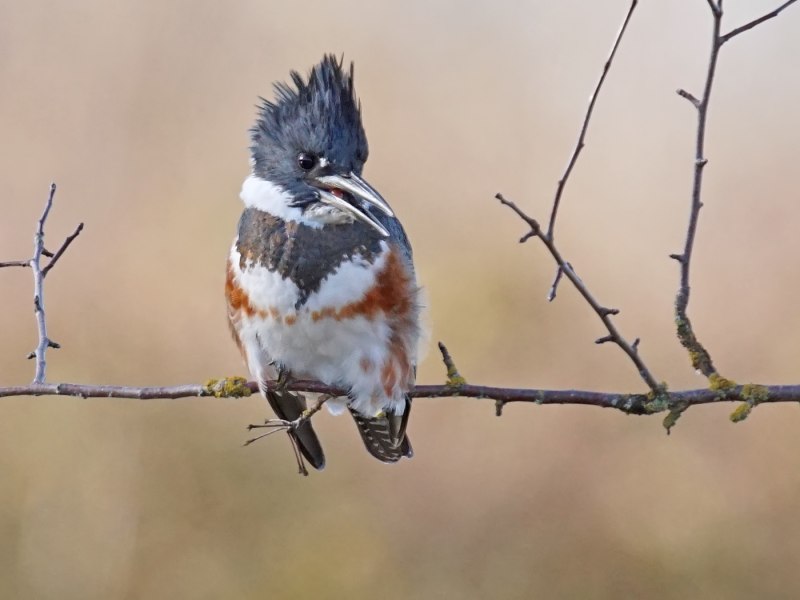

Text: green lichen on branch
xmin=446 ymin=370 xmax=467 ymax=389
xmin=674 ymin=310 xmax=717 ymax=378
xmin=642 ymin=382 xmax=670 ymax=414
xmin=204 ymin=376 xmax=252 ymax=398
xmin=662 ymin=402 xmax=689 ymax=434
xmin=730 ymin=383 xmax=770 ymax=423
xmin=438 ymin=341 xmax=466 ymax=390
xmin=638 ymin=382 xmax=690 ymax=434
xmin=709 ymin=372 xmax=737 ymax=398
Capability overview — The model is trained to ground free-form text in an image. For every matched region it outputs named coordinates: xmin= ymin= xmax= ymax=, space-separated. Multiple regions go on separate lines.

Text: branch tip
xmin=438 ymin=342 xmax=466 ymax=388
xmin=547 ymin=265 xmax=566 ymax=302
xmin=546 ymin=0 xmax=639 ymax=238
xmin=720 ymin=0 xmax=798 ymax=44
xmin=495 ymin=399 xmax=505 ymax=417
xmin=676 ymin=89 xmax=701 ymax=108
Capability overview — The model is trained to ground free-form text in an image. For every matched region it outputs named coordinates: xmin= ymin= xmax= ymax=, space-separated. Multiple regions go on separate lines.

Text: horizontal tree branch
xmin=0 ymin=379 xmax=789 ymax=418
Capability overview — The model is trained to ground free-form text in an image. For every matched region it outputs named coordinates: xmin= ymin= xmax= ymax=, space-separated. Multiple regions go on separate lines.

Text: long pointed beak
xmin=314 ymin=173 xmax=394 ymax=237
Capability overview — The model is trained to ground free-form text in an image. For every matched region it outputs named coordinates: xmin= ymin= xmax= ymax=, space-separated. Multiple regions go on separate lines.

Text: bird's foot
xmin=243 ymin=415 xmax=311 ymax=476
xmin=249 ymin=417 xmax=295 ymax=431
xmin=204 ymin=376 xmax=252 ymax=398
xmin=243 ymin=415 xmax=305 ymax=447
xmin=243 ymin=394 xmax=331 ymax=446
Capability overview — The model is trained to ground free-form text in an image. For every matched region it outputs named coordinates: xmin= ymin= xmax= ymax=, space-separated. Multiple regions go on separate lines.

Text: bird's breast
xmin=234 ymin=207 xmax=386 ymax=307
xmin=226 ymin=208 xmax=419 ymax=415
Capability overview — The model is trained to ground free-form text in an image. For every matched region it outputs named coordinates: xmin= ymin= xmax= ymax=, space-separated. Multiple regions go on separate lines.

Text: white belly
xmin=230 ymin=243 xmax=408 ymax=417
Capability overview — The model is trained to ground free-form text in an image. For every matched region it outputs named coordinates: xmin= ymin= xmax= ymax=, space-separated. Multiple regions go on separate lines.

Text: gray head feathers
xmin=250 ymin=55 xmax=369 ymax=191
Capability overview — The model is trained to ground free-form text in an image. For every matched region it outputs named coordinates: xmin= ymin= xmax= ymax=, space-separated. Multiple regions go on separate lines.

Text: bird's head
xmin=246 ymin=55 xmax=393 ymax=236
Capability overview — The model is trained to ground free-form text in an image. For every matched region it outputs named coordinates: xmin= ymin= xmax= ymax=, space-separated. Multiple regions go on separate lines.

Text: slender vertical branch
xmin=31 ymin=184 xmax=59 ymax=383
xmin=546 ymin=0 xmax=638 ymax=241
xmin=492 ymin=2 xmax=661 ymax=398
xmin=673 ymin=0 xmax=797 ymax=382
xmin=0 ymin=184 xmax=82 ymax=383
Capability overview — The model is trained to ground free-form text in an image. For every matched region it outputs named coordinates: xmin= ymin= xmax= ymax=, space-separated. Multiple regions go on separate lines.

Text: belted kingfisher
xmin=225 ymin=55 xmax=420 ymax=470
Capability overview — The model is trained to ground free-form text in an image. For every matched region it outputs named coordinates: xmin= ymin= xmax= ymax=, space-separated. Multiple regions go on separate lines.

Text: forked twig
xmin=673 ymin=0 xmax=798 ymax=385
xmin=496 ymin=194 xmax=661 ymax=394
xmin=0 ymin=184 xmax=83 ymax=383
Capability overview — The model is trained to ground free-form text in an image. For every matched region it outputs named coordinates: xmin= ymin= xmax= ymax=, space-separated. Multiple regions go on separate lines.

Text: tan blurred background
xmin=1 ymin=0 xmax=799 ymax=598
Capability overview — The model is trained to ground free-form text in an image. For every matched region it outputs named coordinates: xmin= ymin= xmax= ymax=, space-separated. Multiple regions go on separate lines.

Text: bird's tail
xmin=349 ymin=398 xmax=413 ymax=463
xmin=264 ymin=388 xmax=326 ymax=470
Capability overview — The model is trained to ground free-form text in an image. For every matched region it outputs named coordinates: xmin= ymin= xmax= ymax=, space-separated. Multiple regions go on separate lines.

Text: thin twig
xmin=1 ymin=184 xmax=83 ymax=384
xmin=673 ymin=0 xmax=797 ymax=381
xmin=673 ymin=2 xmax=724 ymax=379
xmin=496 ymin=193 xmax=662 ymax=393
xmin=720 ymin=0 xmax=798 ymax=44
xmin=546 ymin=0 xmax=638 ymax=241
xmin=0 ymin=260 xmax=30 ymax=269
xmin=706 ymin=0 xmax=721 ymax=17
xmin=438 ymin=341 xmax=466 ymax=388
xmin=31 ymin=184 xmax=58 ymax=384
xmin=42 ymin=222 xmax=84 ymax=277
xmin=547 ymin=265 xmax=566 ymax=302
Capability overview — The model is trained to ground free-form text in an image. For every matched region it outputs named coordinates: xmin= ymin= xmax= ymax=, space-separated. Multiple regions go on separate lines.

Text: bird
xmin=225 ymin=55 xmax=420 ymax=471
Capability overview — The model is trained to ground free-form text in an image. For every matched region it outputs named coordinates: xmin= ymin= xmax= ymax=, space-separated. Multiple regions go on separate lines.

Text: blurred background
xmin=1 ymin=0 xmax=799 ymax=598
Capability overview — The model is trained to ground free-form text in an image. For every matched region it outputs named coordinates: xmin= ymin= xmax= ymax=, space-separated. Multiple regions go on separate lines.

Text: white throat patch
xmin=240 ymin=175 xmax=352 ymax=228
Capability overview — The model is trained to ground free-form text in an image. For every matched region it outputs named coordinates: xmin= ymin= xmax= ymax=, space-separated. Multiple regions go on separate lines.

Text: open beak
xmin=313 ymin=173 xmax=394 ymax=237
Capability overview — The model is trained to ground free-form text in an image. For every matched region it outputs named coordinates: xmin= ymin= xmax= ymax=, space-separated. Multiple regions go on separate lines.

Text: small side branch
xmin=720 ymin=0 xmax=798 ymax=44
xmin=42 ymin=222 xmax=84 ymax=277
xmin=546 ymin=0 xmax=638 ymax=240
xmin=496 ymin=193 xmax=662 ymax=394
xmin=438 ymin=341 xmax=466 ymax=388
xmin=673 ymin=0 xmax=796 ymax=381
xmin=0 ymin=259 xmax=30 ymax=268
xmin=31 ymin=184 xmax=58 ymax=384
xmin=0 ymin=183 xmax=84 ymax=384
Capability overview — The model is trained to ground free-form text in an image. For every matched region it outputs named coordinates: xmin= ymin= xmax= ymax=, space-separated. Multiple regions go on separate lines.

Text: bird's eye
xmin=297 ymin=153 xmax=316 ymax=171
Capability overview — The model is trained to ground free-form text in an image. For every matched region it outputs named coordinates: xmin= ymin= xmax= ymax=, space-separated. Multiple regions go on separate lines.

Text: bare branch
xmin=706 ymin=0 xmax=721 ymax=17
xmin=31 ymin=184 xmax=58 ymax=384
xmin=546 ymin=264 xmax=566 ymax=302
xmin=720 ymin=0 xmax=798 ymax=44
xmin=438 ymin=341 xmax=466 ymax=388
xmin=42 ymin=222 xmax=84 ymax=277
xmin=673 ymin=3 xmax=725 ymax=380
xmin=496 ymin=193 xmax=662 ymax=394
xmin=0 ymin=259 xmax=30 ymax=269
xmin=546 ymin=0 xmax=638 ymax=240
xmin=1 ymin=184 xmax=83 ymax=384
xmin=0 ymin=380 xmax=789 ymax=419
xmin=673 ymin=0 xmax=796 ymax=381
xmin=676 ymin=89 xmax=701 ymax=108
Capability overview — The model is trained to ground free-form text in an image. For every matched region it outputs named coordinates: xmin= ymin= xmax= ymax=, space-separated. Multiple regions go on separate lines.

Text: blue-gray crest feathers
xmin=250 ymin=55 xmax=369 ymax=179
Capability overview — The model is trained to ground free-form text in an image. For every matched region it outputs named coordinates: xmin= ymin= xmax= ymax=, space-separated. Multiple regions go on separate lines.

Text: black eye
xmin=297 ymin=152 xmax=316 ymax=171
